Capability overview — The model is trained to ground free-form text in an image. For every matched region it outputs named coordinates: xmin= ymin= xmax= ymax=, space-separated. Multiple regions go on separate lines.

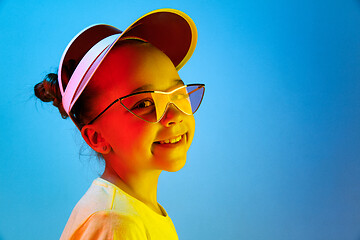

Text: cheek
xmin=100 ymin=112 xmax=157 ymax=154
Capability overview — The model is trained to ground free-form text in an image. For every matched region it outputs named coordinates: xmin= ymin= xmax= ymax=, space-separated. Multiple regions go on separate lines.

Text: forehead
xmin=91 ymin=41 xmax=182 ymax=97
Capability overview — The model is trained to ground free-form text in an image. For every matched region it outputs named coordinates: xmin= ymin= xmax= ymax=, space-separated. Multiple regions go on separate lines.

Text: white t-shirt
xmin=60 ymin=178 xmax=178 ymax=240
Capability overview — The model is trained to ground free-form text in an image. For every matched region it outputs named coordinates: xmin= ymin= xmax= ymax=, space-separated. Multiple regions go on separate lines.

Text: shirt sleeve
xmin=68 ymin=210 xmax=148 ymax=240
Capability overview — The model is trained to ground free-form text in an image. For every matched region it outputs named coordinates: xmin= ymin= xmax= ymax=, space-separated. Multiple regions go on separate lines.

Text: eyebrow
xmin=130 ymin=79 xmax=184 ymax=94
xmin=130 ymin=84 xmax=153 ymax=94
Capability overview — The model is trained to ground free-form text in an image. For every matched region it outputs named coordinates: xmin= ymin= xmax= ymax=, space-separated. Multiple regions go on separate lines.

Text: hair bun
xmin=34 ymin=73 xmax=68 ymax=119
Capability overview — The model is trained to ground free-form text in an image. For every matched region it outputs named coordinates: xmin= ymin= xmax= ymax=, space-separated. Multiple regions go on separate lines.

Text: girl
xmin=34 ymin=9 xmax=205 ymax=240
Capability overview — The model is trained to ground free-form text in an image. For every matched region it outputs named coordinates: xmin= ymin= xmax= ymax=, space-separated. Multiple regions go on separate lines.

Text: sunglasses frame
xmin=86 ymin=83 xmax=205 ymax=125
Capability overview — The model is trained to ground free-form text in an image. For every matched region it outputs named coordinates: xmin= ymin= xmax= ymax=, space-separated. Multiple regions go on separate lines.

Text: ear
xmin=81 ymin=125 xmax=111 ymax=154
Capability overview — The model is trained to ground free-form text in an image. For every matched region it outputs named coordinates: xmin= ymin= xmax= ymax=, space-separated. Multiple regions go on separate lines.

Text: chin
xmin=158 ymin=155 xmax=187 ymax=172
xmin=167 ymin=159 xmax=187 ymax=172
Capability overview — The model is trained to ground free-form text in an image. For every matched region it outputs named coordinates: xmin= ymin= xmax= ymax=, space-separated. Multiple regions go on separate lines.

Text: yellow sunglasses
xmin=86 ymin=84 xmax=205 ymax=125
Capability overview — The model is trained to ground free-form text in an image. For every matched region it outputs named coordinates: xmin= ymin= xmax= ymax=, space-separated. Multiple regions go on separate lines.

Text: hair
xmin=34 ymin=73 xmax=68 ymax=118
xmin=34 ymin=71 xmax=93 ymax=129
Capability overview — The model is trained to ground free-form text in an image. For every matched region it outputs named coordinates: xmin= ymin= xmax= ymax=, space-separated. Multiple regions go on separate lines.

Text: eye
xmin=132 ymin=98 xmax=154 ymax=110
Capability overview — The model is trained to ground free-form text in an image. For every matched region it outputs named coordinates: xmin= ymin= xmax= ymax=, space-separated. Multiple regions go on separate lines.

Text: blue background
xmin=1 ymin=0 xmax=360 ymax=239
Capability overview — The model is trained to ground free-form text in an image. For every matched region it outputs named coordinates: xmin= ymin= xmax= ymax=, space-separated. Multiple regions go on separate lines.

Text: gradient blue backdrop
xmin=1 ymin=0 xmax=360 ymax=239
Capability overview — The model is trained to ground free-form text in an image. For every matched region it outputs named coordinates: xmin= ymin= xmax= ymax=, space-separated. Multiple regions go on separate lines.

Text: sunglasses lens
xmin=120 ymin=92 xmax=157 ymax=122
xmin=186 ymin=85 xmax=205 ymax=114
xmin=170 ymin=85 xmax=204 ymax=115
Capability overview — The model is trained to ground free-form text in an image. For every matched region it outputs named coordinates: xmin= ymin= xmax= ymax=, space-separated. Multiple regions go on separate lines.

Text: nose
xmin=160 ymin=103 xmax=184 ymax=127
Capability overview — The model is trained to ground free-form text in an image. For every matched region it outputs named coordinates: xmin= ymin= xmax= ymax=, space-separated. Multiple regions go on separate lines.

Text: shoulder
xmin=66 ymin=210 xmax=148 ymax=240
xmin=60 ymin=179 xmax=148 ymax=240
xmin=65 ymin=179 xmax=116 ymax=226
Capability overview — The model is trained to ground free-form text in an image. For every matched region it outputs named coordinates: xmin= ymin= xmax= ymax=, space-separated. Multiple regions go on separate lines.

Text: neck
xmin=101 ymin=163 xmax=163 ymax=215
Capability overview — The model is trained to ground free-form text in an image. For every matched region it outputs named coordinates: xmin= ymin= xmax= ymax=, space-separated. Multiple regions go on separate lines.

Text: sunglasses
xmin=86 ymin=84 xmax=205 ymax=125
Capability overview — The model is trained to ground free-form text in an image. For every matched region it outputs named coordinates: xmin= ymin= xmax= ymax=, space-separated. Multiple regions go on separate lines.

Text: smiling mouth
xmin=154 ymin=134 xmax=185 ymax=145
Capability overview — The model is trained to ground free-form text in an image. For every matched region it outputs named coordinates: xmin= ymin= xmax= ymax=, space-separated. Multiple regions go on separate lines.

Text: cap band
xmin=62 ymin=34 xmax=121 ymax=114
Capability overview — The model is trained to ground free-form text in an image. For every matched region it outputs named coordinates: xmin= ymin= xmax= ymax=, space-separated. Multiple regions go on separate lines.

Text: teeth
xmin=159 ymin=135 xmax=182 ymax=144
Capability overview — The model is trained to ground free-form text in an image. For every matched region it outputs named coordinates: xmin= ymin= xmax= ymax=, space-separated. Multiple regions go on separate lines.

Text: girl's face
xmin=84 ymin=41 xmax=195 ymax=174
